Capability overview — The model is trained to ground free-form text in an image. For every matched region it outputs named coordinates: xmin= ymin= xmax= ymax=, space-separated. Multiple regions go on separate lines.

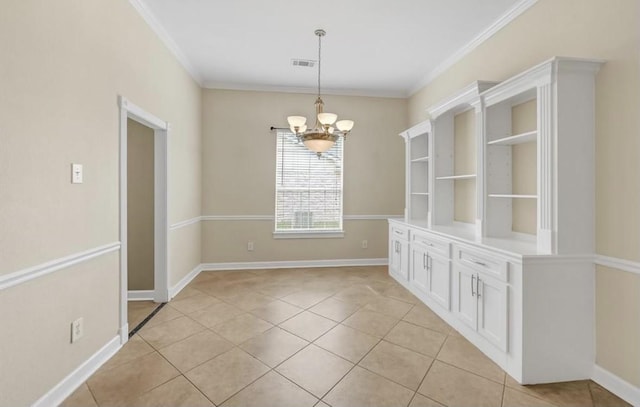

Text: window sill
xmin=273 ymin=230 xmax=345 ymax=239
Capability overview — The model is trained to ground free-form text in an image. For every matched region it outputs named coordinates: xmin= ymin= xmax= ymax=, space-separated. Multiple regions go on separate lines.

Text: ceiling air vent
xmin=292 ymin=59 xmax=316 ymax=68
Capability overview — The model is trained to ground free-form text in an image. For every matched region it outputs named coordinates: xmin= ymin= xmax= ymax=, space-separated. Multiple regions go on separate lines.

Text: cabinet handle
xmin=428 ymin=255 xmax=433 ymax=270
xmin=477 ymin=276 xmax=482 ymax=297
xmin=422 ymin=253 xmax=426 ymax=270
xmin=470 ymin=259 xmax=487 ymax=267
xmin=471 ymin=275 xmax=476 ymax=297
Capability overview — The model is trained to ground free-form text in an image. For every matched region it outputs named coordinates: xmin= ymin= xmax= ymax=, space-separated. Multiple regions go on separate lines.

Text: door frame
xmin=118 ymin=96 xmax=169 ymax=343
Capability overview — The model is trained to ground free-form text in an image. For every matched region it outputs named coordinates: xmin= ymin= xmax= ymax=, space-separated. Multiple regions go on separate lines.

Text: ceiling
xmin=137 ymin=0 xmax=531 ymax=97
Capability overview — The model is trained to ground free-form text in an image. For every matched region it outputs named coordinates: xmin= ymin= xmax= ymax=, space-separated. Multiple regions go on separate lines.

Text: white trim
xmin=200 ymin=215 xmax=399 ymax=222
xmin=119 ymin=96 xmax=171 ymax=345
xmin=169 ymin=264 xmax=204 ymax=300
xmin=0 ymin=242 xmax=120 ymax=291
xmin=427 ymin=81 xmax=498 ymax=119
xmin=399 ymin=120 xmax=432 ymax=140
xmin=118 ymin=324 xmax=129 ymax=344
xmin=32 ymin=336 xmax=121 ymax=407
xmin=202 ymin=215 xmax=274 ymax=221
xmin=169 ymin=216 xmax=202 ymax=230
xmin=201 ymin=258 xmax=388 ymax=271
xmin=127 ymin=0 xmax=203 ymax=85
xmin=409 ymin=0 xmax=539 ymax=96
xmin=592 ymin=364 xmax=640 ymax=406
xmin=127 ymin=290 xmax=155 ymax=301
xmin=344 ymin=215 xmax=400 ymax=220
xmin=203 ymin=82 xmax=406 ymax=99
xmin=595 ymin=255 xmax=640 ymax=276
xmin=273 ymin=231 xmax=345 ymax=239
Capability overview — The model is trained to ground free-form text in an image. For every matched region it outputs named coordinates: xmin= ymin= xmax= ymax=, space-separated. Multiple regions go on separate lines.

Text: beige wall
xmin=127 ymin=119 xmax=154 ymax=291
xmin=453 ymin=109 xmax=476 ymax=223
xmin=511 ymin=100 xmax=537 ymax=234
xmin=0 ymin=0 xmax=201 ymax=404
xmin=201 ymin=89 xmax=407 ymax=262
xmin=408 ymin=0 xmax=640 ymax=387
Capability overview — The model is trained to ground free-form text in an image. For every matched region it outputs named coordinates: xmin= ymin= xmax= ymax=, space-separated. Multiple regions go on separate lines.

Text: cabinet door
xmin=389 ymin=238 xmax=409 ymax=282
xmin=477 ymin=273 xmax=508 ymax=351
xmin=411 ymin=246 xmax=429 ymax=294
xmin=389 ymin=238 xmax=402 ymax=279
xmin=454 ymin=263 xmax=477 ymax=330
xmin=428 ymin=252 xmax=451 ymax=310
xmin=398 ymin=239 xmax=410 ymax=281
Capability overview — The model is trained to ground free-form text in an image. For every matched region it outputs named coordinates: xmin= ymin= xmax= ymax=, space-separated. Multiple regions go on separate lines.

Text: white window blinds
xmin=275 ymin=131 xmax=343 ymax=232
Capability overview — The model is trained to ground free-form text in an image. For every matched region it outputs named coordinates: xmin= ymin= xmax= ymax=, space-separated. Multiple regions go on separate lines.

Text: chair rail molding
xmin=0 ymin=242 xmax=121 ymax=291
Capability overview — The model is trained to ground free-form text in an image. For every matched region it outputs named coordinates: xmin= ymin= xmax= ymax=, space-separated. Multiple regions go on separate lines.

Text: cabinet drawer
xmin=411 ymin=231 xmax=450 ymax=257
xmin=391 ymin=225 xmax=409 ymax=240
xmin=455 ymin=245 xmax=508 ymax=282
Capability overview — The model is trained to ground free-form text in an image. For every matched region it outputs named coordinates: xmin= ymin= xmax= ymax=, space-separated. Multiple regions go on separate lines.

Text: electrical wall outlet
xmin=71 ymin=318 xmax=84 ymax=343
xmin=247 ymin=241 xmax=255 ymax=251
xmin=362 ymin=240 xmax=368 ymax=249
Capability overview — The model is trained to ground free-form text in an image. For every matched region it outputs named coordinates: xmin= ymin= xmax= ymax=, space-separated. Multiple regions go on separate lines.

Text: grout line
xmin=270 ymin=368 xmax=323 ymax=404
xmin=435 ymin=358 xmax=506 ymax=386
xmin=83 ymin=381 xmax=100 ymax=407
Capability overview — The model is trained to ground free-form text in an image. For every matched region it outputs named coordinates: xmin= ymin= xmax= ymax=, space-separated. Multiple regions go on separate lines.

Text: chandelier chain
xmin=317 ymin=32 xmax=322 ymax=98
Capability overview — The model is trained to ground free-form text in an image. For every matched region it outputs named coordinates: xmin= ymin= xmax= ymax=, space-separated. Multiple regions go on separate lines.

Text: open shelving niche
xmin=400 ymin=120 xmax=431 ymax=226
xmin=427 ymin=81 xmax=498 ymax=238
xmin=484 ymin=88 xmax=539 ymax=248
xmin=480 ymin=57 xmax=604 ymax=254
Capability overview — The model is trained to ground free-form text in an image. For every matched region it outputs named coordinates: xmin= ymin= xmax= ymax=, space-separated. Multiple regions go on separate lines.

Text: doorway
xmin=118 ymin=96 xmax=169 ymax=344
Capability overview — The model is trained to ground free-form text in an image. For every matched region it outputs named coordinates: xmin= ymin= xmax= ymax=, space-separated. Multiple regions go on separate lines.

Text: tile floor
xmin=62 ymin=266 xmax=629 ymax=407
xmin=128 ymin=301 xmax=159 ymax=331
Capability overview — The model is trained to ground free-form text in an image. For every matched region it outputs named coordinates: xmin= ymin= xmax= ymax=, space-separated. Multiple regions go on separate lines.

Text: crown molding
xmin=127 ymin=0 xmax=204 ymax=86
xmin=203 ymin=81 xmax=407 ymax=99
xmin=409 ymin=0 xmax=539 ymax=96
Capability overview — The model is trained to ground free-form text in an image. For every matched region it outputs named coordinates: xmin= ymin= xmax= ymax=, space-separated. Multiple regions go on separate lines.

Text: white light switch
xmin=71 ymin=164 xmax=83 ymax=184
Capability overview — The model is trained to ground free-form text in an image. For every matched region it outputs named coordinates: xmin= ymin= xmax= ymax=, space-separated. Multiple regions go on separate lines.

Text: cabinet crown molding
xmin=426 ymin=80 xmax=498 ymax=120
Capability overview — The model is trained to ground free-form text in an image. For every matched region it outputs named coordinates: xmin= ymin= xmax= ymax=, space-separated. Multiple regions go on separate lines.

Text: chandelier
xmin=287 ymin=29 xmax=354 ymax=156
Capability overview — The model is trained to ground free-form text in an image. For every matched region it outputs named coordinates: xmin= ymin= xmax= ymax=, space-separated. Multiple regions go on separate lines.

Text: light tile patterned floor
xmin=62 ymin=266 xmax=630 ymax=407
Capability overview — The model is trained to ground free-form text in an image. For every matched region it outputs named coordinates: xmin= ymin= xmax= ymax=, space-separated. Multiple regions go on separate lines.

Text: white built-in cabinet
xmin=388 ymin=223 xmax=409 ymax=282
xmin=389 ymin=57 xmax=603 ymax=384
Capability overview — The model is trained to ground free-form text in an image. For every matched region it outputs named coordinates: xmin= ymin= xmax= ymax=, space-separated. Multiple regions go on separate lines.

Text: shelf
xmin=411 ymin=156 xmax=430 ymax=162
xmin=488 ymin=130 xmax=537 ymax=146
xmin=488 ymin=194 xmax=537 ymax=199
xmin=436 ymin=174 xmax=476 ymax=180
xmin=411 ymin=192 xmax=429 ymax=196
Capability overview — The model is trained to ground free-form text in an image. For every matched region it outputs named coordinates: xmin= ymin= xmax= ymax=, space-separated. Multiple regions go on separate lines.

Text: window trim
xmin=272 ymin=230 xmax=345 ymax=239
xmin=274 ymin=130 xmax=344 ymax=237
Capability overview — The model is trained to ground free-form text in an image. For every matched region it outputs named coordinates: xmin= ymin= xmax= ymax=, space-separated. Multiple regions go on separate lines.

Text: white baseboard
xmin=118 ymin=324 xmax=129 ymax=344
xmin=127 ymin=290 xmax=154 ymax=301
xmin=592 ymin=364 xmax=640 ymax=406
xmin=168 ymin=264 xmax=203 ymax=300
xmin=32 ymin=336 xmax=121 ymax=407
xmin=201 ymin=258 xmax=388 ymax=271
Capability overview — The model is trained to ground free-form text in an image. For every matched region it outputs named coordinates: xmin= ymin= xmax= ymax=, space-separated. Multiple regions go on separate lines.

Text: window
xmin=274 ymin=131 xmax=344 ymax=237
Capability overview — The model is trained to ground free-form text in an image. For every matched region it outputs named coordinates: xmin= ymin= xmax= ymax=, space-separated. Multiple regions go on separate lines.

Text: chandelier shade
xmin=287 ymin=29 xmax=354 ymax=156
